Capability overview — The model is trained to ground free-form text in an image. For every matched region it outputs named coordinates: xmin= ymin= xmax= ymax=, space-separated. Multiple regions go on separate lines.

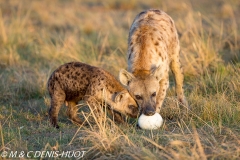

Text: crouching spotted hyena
xmin=48 ymin=62 xmax=138 ymax=128
xmin=119 ymin=9 xmax=188 ymax=116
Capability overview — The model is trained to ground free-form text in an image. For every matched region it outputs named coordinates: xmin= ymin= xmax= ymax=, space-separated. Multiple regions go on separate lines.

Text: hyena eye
xmin=128 ymin=105 xmax=136 ymax=110
xmin=151 ymin=92 xmax=156 ymax=97
xmin=135 ymin=95 xmax=143 ymax=100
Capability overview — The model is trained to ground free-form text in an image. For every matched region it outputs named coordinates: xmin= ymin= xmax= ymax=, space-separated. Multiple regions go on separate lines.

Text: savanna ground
xmin=0 ymin=0 xmax=240 ymax=159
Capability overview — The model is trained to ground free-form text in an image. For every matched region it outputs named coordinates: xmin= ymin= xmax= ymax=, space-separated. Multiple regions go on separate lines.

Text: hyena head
xmin=119 ymin=67 xmax=163 ymax=116
xmin=112 ymin=90 xmax=139 ymax=118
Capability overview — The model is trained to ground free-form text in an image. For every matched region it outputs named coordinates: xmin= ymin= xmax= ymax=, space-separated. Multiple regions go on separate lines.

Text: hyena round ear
xmin=113 ymin=91 xmax=126 ymax=103
xmin=151 ymin=66 xmax=163 ymax=81
xmin=119 ymin=69 xmax=135 ymax=86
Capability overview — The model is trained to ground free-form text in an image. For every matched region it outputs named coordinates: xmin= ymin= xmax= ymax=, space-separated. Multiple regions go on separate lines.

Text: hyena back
xmin=119 ymin=9 xmax=188 ymax=116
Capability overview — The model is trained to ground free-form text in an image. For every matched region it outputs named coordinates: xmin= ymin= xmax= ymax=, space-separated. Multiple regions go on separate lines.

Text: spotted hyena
xmin=48 ymin=62 xmax=138 ymax=128
xmin=119 ymin=9 xmax=188 ymax=116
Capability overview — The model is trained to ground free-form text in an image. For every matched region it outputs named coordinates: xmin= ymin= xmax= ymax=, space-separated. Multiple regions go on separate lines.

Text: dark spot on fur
xmin=111 ymin=84 xmax=115 ymax=88
xmin=74 ymin=63 xmax=82 ymax=67
xmin=76 ymin=72 xmax=80 ymax=76
xmin=73 ymin=76 xmax=77 ymax=80
xmin=136 ymin=34 xmax=142 ymax=43
xmin=82 ymin=74 xmax=86 ymax=78
xmin=159 ymin=54 xmax=162 ymax=59
xmin=130 ymin=47 xmax=134 ymax=53
xmin=61 ymin=70 xmax=66 ymax=74
xmin=153 ymin=28 xmax=157 ymax=31
xmin=128 ymin=53 xmax=132 ymax=60
xmin=154 ymin=42 xmax=159 ymax=46
xmin=152 ymin=9 xmax=162 ymax=15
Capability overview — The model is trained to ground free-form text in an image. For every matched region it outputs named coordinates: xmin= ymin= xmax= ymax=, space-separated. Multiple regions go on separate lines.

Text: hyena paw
xmin=51 ymin=121 xmax=59 ymax=129
xmin=178 ymin=96 xmax=189 ymax=108
xmin=49 ymin=117 xmax=59 ymax=129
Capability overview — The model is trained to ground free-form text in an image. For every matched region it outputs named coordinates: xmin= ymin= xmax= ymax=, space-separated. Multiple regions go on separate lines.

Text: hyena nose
xmin=143 ymin=107 xmax=156 ymax=116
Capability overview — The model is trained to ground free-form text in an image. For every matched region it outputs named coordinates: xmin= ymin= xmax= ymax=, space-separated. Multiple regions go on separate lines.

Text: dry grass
xmin=0 ymin=0 xmax=239 ymax=159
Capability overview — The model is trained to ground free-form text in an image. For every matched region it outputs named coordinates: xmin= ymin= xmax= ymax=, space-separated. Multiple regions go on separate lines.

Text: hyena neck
xmin=102 ymin=81 xmax=125 ymax=108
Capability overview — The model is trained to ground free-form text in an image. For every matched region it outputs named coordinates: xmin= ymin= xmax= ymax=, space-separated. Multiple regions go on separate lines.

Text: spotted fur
xmin=48 ymin=62 xmax=138 ymax=128
xmin=120 ymin=9 xmax=188 ymax=116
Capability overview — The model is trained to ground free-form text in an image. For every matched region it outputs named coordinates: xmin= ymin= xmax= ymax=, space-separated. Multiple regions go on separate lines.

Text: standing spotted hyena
xmin=119 ymin=9 xmax=188 ymax=116
xmin=48 ymin=62 xmax=138 ymax=128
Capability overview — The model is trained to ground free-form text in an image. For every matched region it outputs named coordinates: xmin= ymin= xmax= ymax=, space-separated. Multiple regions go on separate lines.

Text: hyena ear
xmin=151 ymin=66 xmax=163 ymax=81
xmin=119 ymin=69 xmax=135 ymax=86
xmin=113 ymin=91 xmax=126 ymax=103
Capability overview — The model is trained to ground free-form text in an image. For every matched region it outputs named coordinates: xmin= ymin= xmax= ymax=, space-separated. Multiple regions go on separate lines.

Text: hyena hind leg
xmin=170 ymin=56 xmax=188 ymax=107
xmin=49 ymin=93 xmax=65 ymax=128
xmin=66 ymin=101 xmax=83 ymax=125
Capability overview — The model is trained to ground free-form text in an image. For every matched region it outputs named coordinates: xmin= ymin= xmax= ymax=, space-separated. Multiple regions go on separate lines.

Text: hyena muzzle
xmin=119 ymin=9 xmax=188 ymax=116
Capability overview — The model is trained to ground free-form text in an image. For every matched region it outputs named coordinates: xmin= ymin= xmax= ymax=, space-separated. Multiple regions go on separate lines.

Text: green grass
xmin=0 ymin=0 xmax=240 ymax=159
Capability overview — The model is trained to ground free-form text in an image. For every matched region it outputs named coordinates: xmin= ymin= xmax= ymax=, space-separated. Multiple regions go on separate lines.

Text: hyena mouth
xmin=142 ymin=107 xmax=156 ymax=116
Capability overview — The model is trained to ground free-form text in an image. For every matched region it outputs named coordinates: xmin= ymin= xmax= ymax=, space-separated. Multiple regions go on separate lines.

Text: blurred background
xmin=0 ymin=0 xmax=239 ymax=75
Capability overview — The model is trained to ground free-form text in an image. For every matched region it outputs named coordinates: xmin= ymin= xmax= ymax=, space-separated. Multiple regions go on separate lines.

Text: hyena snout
xmin=142 ymin=104 xmax=156 ymax=116
xmin=127 ymin=105 xmax=139 ymax=118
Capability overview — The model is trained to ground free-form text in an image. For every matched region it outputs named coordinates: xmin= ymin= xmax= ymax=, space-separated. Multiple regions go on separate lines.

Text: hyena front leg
xmin=66 ymin=101 xmax=83 ymax=125
xmin=156 ymin=77 xmax=169 ymax=113
xmin=107 ymin=109 xmax=126 ymax=124
xmin=84 ymin=96 xmax=104 ymax=124
xmin=170 ymin=50 xmax=188 ymax=107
